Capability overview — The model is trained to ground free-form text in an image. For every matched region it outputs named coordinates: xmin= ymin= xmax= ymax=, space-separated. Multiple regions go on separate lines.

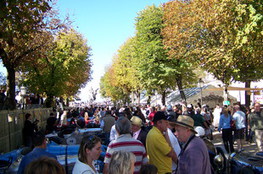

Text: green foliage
xmin=24 ymin=29 xmax=92 ymax=100
xmin=0 ymin=0 xmax=52 ymax=109
xmin=162 ymin=0 xmax=263 ymax=86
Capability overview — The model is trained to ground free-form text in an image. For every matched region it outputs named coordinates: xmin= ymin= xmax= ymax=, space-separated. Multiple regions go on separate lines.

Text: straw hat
xmin=130 ymin=116 xmax=143 ymax=127
xmin=174 ymin=115 xmax=197 ymax=134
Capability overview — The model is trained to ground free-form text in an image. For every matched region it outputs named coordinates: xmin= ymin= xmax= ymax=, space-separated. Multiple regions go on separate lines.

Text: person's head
xmin=115 ymin=117 xmax=131 ymax=135
xmin=234 ymin=105 xmax=240 ymax=111
xmin=50 ymin=113 xmax=55 ymax=117
xmin=187 ymin=104 xmax=193 ymax=111
xmin=33 ymin=131 xmax=46 ymax=148
xmin=78 ymin=135 xmax=102 ymax=164
xmin=153 ymin=111 xmax=168 ymax=132
xmin=109 ymin=151 xmax=135 ymax=174
xmin=130 ymin=116 xmax=142 ymax=132
xmin=254 ymin=103 xmax=261 ymax=112
xmin=25 ymin=113 xmax=32 ymax=120
xmin=174 ymin=115 xmax=196 ymax=143
xmin=222 ymin=108 xmax=229 ymax=116
xmin=139 ymin=164 xmax=158 ymax=174
xmin=25 ymin=157 xmax=65 ymax=174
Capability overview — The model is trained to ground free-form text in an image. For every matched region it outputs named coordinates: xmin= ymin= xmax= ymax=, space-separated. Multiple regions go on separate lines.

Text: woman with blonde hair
xmin=72 ymin=135 xmax=102 ymax=174
xmin=109 ymin=151 xmax=135 ymax=174
xmin=218 ymin=107 xmax=234 ymax=153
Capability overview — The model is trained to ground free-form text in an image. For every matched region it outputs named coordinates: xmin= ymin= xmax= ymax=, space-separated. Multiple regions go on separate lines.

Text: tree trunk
xmin=45 ymin=95 xmax=54 ymax=108
xmin=147 ymin=96 xmax=151 ymax=105
xmin=245 ymin=81 xmax=251 ymax=107
xmin=162 ymin=90 xmax=166 ymax=106
xmin=3 ymin=66 xmax=16 ymax=110
xmin=136 ymin=91 xmax=140 ymax=105
xmin=176 ymin=78 xmax=186 ymax=103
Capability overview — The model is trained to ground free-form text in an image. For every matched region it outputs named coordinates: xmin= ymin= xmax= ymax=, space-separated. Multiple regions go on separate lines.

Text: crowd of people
xmin=19 ymin=101 xmax=262 ymax=174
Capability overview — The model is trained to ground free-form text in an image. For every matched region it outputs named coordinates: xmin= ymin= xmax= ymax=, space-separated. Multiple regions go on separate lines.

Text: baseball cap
xmin=153 ymin=111 xmax=168 ymax=122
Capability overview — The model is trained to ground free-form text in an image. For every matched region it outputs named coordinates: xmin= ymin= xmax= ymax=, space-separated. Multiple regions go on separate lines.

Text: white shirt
xmin=110 ymin=125 xmax=118 ymax=141
xmin=167 ymin=128 xmax=181 ymax=170
xmin=233 ymin=110 xmax=246 ymax=129
xmin=72 ymin=159 xmax=98 ymax=174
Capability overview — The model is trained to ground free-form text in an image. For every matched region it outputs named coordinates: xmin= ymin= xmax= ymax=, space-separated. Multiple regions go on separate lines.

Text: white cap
xmin=194 ymin=126 xmax=205 ymax=137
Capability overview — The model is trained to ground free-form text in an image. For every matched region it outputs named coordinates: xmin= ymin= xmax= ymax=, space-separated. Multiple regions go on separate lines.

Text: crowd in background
xmin=20 ymin=101 xmax=262 ymax=174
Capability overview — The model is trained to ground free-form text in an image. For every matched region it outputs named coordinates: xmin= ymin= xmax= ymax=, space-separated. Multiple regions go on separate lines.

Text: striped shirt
xmin=104 ymin=134 xmax=148 ymax=174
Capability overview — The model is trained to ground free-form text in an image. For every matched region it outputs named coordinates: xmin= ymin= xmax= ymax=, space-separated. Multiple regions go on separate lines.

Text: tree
xmin=162 ymin=0 xmax=262 ymax=106
xmin=0 ymin=0 xmax=51 ymax=109
xmin=136 ymin=5 xmax=196 ymax=105
xmin=100 ymin=65 xmax=130 ymax=105
xmin=23 ymin=29 xmax=92 ymax=107
xmin=112 ymin=37 xmax=143 ymax=104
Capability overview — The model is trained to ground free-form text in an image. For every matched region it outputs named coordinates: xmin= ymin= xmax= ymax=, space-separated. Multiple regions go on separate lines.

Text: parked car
xmin=229 ymin=151 xmax=263 ymax=174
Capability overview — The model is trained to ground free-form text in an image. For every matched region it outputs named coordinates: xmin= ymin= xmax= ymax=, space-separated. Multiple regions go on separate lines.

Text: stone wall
xmin=0 ymin=108 xmax=52 ymax=153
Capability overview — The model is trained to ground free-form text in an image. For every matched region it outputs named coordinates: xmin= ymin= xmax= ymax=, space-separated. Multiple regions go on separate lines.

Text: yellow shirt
xmin=146 ymin=126 xmax=172 ymax=174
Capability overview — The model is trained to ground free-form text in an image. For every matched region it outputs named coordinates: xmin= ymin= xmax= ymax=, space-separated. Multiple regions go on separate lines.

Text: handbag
xmin=230 ymin=118 xmax=236 ymax=130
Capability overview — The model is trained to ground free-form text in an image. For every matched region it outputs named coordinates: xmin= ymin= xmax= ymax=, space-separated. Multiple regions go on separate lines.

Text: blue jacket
xmin=218 ymin=114 xmax=231 ymax=131
xmin=17 ymin=148 xmax=57 ymax=174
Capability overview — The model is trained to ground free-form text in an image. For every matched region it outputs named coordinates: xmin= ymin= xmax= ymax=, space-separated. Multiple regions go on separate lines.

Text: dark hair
xmin=25 ymin=113 xmax=31 ymax=120
xmin=25 ymin=157 xmax=65 ymax=174
xmin=32 ymin=131 xmax=45 ymax=146
xmin=139 ymin=164 xmax=158 ymax=174
xmin=78 ymin=135 xmax=101 ymax=164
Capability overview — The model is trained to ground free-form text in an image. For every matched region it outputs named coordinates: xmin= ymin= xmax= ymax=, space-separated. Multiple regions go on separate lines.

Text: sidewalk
xmin=212 ymin=131 xmax=258 ymax=155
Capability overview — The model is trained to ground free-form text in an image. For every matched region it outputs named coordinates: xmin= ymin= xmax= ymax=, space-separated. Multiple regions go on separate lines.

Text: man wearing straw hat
xmin=174 ymin=115 xmax=211 ymax=174
xmin=130 ymin=116 xmax=148 ymax=147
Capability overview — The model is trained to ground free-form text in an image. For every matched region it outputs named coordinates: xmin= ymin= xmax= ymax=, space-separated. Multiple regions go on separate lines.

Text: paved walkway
xmin=212 ymin=130 xmax=258 ymax=154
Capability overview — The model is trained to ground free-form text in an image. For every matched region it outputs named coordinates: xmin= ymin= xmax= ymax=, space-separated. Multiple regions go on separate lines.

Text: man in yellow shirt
xmin=146 ymin=111 xmax=177 ymax=174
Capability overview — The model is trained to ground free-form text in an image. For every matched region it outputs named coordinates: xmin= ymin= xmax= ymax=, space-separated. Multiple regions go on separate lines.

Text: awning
xmin=204 ymin=86 xmax=263 ymax=91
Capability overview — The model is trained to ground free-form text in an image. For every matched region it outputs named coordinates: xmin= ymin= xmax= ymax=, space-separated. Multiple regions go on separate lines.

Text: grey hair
xmin=115 ymin=116 xmax=131 ymax=135
xmin=109 ymin=151 xmax=135 ymax=174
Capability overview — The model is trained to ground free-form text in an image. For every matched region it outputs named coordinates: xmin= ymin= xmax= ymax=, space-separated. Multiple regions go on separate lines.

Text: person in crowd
xmin=232 ymin=104 xmax=246 ymax=152
xmin=192 ymin=108 xmax=208 ymax=128
xmin=130 ymin=116 xmax=148 ymax=147
xmin=100 ymin=110 xmax=115 ymax=145
xmin=103 ymin=117 xmax=148 ymax=174
xmin=167 ymin=116 xmax=181 ymax=173
xmin=183 ymin=104 xmax=195 ymax=117
xmin=201 ymin=106 xmax=213 ymax=140
xmin=134 ymin=106 xmax=147 ymax=123
xmin=45 ymin=112 xmax=57 ymax=134
xmin=72 ymin=135 xmax=102 ymax=174
xmin=139 ymin=164 xmax=158 ymax=174
xmin=25 ymin=156 xmax=65 ymax=174
xmin=0 ymin=89 xmax=6 ymax=110
xmin=109 ymin=124 xmax=118 ymax=142
xmin=248 ymin=102 xmax=263 ymax=152
xmin=23 ymin=113 xmax=38 ymax=148
xmin=213 ymin=104 xmax=222 ymax=128
xmin=174 ymin=115 xmax=211 ymax=174
xmin=109 ymin=151 xmax=135 ymax=174
xmin=218 ymin=108 xmax=234 ymax=153
xmin=146 ymin=111 xmax=177 ymax=174
xmin=166 ymin=104 xmax=177 ymax=121
xmin=148 ymin=106 xmax=156 ymax=126
xmin=18 ymin=131 xmax=57 ymax=174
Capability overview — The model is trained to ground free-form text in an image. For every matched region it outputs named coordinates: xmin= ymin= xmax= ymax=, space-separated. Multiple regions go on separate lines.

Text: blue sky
xmin=0 ymin=0 xmax=167 ymax=102
xmin=57 ymin=0 xmax=167 ymax=101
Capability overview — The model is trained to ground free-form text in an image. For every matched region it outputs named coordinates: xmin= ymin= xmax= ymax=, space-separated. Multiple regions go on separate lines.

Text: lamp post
xmin=198 ymin=78 xmax=204 ymax=106
xmin=20 ymin=86 xmax=26 ymax=109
